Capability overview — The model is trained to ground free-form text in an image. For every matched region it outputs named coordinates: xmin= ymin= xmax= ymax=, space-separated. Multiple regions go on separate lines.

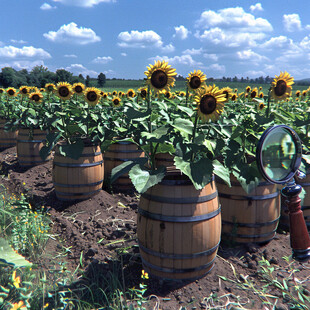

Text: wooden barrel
xmin=217 ymin=176 xmax=280 ymax=244
xmin=104 ymin=142 xmax=145 ymax=190
xmin=137 ymin=173 xmax=221 ymax=281
xmin=53 ymin=143 xmax=104 ymax=201
xmin=17 ymin=128 xmax=50 ymax=167
xmin=155 ymin=153 xmax=176 ymax=170
xmin=0 ymin=119 xmax=18 ymax=149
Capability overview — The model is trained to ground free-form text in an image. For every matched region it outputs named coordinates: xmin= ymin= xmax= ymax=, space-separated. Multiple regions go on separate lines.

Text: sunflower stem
xmin=265 ymin=87 xmax=271 ymax=118
xmin=86 ymin=104 xmax=89 ymax=138
xmin=190 ymin=113 xmax=199 ymax=162
xmin=185 ymin=87 xmax=189 ymax=107
xmin=147 ymin=85 xmax=155 ymax=170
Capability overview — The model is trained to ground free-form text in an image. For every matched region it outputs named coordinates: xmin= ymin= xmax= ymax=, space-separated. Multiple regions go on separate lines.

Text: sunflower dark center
xmin=128 ymin=91 xmax=133 ymax=97
xmin=189 ymin=76 xmax=201 ymax=89
xmin=0 ymin=89 xmax=3 ymax=93
xmin=251 ymin=91 xmax=257 ymax=98
xmin=274 ymin=80 xmax=287 ymax=97
xmin=232 ymin=94 xmax=236 ymax=100
xmin=246 ymin=88 xmax=250 ymax=92
xmin=59 ymin=86 xmax=70 ymax=97
xmin=113 ymin=99 xmax=120 ymax=105
xmin=8 ymin=89 xmax=15 ymax=96
xmin=296 ymin=92 xmax=300 ymax=97
xmin=165 ymin=92 xmax=171 ymax=98
xmin=151 ymin=69 xmax=168 ymax=89
xmin=47 ymin=86 xmax=54 ymax=92
xmin=21 ymin=88 xmax=28 ymax=94
xmin=75 ymin=86 xmax=83 ymax=93
xmin=200 ymin=95 xmax=217 ymax=115
xmin=87 ymin=91 xmax=97 ymax=102
xmin=223 ymin=91 xmax=229 ymax=99
xmin=32 ymin=94 xmax=40 ymax=102
xmin=259 ymin=103 xmax=264 ymax=110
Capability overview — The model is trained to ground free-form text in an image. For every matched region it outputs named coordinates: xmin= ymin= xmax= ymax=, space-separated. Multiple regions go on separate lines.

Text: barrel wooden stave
xmin=137 ymin=175 xmax=221 ymax=280
xmin=17 ymin=128 xmax=50 ymax=167
xmin=0 ymin=119 xmax=18 ymax=149
xmin=53 ymin=144 xmax=104 ymax=201
xmin=217 ymin=177 xmax=280 ymax=243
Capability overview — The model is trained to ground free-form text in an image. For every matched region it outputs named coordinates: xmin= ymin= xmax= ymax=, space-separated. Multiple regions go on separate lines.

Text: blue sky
xmin=1 ymin=0 xmax=310 ymax=80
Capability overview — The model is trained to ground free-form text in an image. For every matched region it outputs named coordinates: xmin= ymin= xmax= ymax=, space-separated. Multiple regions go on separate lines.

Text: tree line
xmin=0 ymin=66 xmax=106 ymax=88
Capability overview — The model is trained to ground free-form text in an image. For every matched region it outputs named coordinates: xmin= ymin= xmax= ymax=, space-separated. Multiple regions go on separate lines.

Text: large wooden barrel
xmin=104 ymin=142 xmax=145 ymax=190
xmin=217 ymin=177 xmax=281 ymax=243
xmin=137 ymin=173 xmax=221 ymax=281
xmin=217 ymin=176 xmax=280 ymax=244
xmin=0 ymin=119 xmax=18 ymax=149
xmin=17 ymin=128 xmax=50 ymax=167
xmin=53 ymin=143 xmax=104 ymax=201
xmin=154 ymin=153 xmax=176 ymax=170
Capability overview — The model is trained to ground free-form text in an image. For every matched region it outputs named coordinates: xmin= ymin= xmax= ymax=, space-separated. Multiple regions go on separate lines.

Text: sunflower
xmin=102 ymin=92 xmax=108 ymax=99
xmin=19 ymin=86 xmax=29 ymax=96
xmin=295 ymin=90 xmax=300 ymax=98
xmin=221 ymin=87 xmax=233 ymax=102
xmin=112 ymin=96 xmax=122 ymax=108
xmin=0 ymin=88 xmax=4 ymax=95
xmin=231 ymin=93 xmax=238 ymax=101
xmin=246 ymin=86 xmax=251 ymax=93
xmin=258 ymin=102 xmax=265 ymax=110
xmin=259 ymin=92 xmax=264 ymax=98
xmin=250 ymin=88 xmax=258 ymax=99
xmin=72 ymin=83 xmax=85 ymax=95
xmin=84 ymin=87 xmax=101 ymax=107
xmin=186 ymin=70 xmax=206 ymax=91
xmin=29 ymin=91 xmax=43 ymax=103
xmin=164 ymin=90 xmax=172 ymax=99
xmin=127 ymin=89 xmax=136 ymax=98
xmin=302 ymin=90 xmax=307 ymax=97
xmin=6 ymin=87 xmax=17 ymax=97
xmin=194 ymin=85 xmax=226 ymax=122
xmin=112 ymin=90 xmax=118 ymax=96
xmin=55 ymin=82 xmax=73 ymax=101
xmin=138 ymin=87 xmax=147 ymax=99
xmin=179 ymin=91 xmax=186 ymax=97
xmin=270 ymin=71 xmax=294 ymax=101
xmin=45 ymin=83 xmax=56 ymax=92
xmin=144 ymin=60 xmax=176 ymax=93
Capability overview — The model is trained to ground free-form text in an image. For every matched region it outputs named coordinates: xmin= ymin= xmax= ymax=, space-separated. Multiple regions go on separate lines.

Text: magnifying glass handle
xmin=295 ymin=170 xmax=306 ymax=179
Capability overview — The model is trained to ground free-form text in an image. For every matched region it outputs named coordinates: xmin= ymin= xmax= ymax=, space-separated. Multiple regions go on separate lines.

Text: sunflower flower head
xmin=231 ymin=93 xmax=238 ymax=101
xmin=112 ymin=96 xmax=122 ymax=108
xmin=73 ymin=83 xmax=85 ymax=95
xmin=194 ymin=85 xmax=226 ymax=122
xmin=29 ymin=92 xmax=44 ymax=103
xmin=45 ymin=83 xmax=56 ymax=92
xmin=221 ymin=87 xmax=233 ymax=102
xmin=6 ymin=87 xmax=17 ymax=97
xmin=186 ymin=69 xmax=207 ymax=91
xmin=270 ymin=71 xmax=294 ymax=101
xmin=127 ymin=89 xmax=136 ymax=98
xmin=138 ymin=87 xmax=148 ymax=99
xmin=19 ymin=86 xmax=29 ymax=96
xmin=55 ymin=82 xmax=73 ymax=101
xmin=250 ymin=87 xmax=258 ymax=99
xmin=144 ymin=60 xmax=177 ymax=93
xmin=84 ymin=87 xmax=101 ymax=107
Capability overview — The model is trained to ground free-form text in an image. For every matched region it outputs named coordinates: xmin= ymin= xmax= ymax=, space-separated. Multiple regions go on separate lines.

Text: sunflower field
xmin=0 ymin=61 xmax=310 ymax=309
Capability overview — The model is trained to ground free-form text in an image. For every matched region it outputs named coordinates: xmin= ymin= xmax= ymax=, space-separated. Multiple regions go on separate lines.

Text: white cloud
xmin=149 ymin=54 xmax=203 ymax=67
xmin=182 ymin=48 xmax=203 ymax=55
xmin=118 ymin=30 xmax=174 ymax=52
xmin=261 ymin=36 xmax=293 ymax=49
xmin=236 ymin=49 xmax=269 ymax=62
xmin=92 ymin=56 xmax=113 ymax=64
xmin=0 ymin=60 xmax=46 ymax=71
xmin=40 ymin=3 xmax=56 ymax=10
xmin=250 ymin=3 xmax=263 ymax=13
xmin=196 ymin=7 xmax=272 ymax=32
xmin=64 ymin=54 xmax=77 ymax=58
xmin=0 ymin=46 xmax=51 ymax=59
xmin=65 ymin=64 xmax=98 ymax=77
xmin=10 ymin=39 xmax=27 ymax=44
xmin=203 ymin=53 xmax=218 ymax=61
xmin=207 ymin=63 xmax=225 ymax=74
xmin=300 ymin=36 xmax=310 ymax=50
xmin=173 ymin=25 xmax=189 ymax=40
xmin=121 ymin=53 xmax=127 ymax=56
xmin=52 ymin=0 xmax=115 ymax=7
xmin=283 ymin=14 xmax=302 ymax=32
xmin=43 ymin=22 xmax=101 ymax=44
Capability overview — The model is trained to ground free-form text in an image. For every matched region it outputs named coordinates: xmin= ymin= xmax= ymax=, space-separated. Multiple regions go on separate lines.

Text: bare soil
xmin=0 ymin=146 xmax=309 ymax=310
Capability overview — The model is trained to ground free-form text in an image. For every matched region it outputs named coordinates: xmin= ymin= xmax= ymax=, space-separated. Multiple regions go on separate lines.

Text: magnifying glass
xmin=256 ymin=125 xmax=310 ymax=261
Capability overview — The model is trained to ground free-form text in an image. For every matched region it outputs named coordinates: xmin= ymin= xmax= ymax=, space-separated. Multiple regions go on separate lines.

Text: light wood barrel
xmin=217 ymin=176 xmax=280 ymax=244
xmin=137 ymin=173 xmax=221 ymax=281
xmin=104 ymin=142 xmax=145 ymax=190
xmin=53 ymin=144 xmax=104 ymax=201
xmin=0 ymin=119 xmax=18 ymax=149
xmin=17 ymin=128 xmax=50 ymax=167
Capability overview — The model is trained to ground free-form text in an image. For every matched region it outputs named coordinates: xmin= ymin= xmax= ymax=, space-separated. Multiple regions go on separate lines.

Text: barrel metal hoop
xmin=222 ymin=216 xmax=280 ymax=228
xmin=73 ymin=152 xmax=102 ymax=157
xmin=141 ymin=190 xmax=218 ymax=204
xmin=138 ymin=240 xmax=220 ymax=259
xmin=105 ymin=149 xmax=143 ymax=154
xmin=0 ymin=138 xmax=16 ymax=141
xmin=138 ymin=206 xmax=221 ymax=223
xmin=160 ymin=175 xmax=215 ymax=186
xmin=215 ymin=177 xmax=272 ymax=187
xmin=53 ymin=179 xmax=103 ymax=188
xmin=218 ymin=191 xmax=279 ymax=201
xmin=141 ymin=256 xmax=216 ymax=274
xmin=53 ymin=160 xmax=103 ymax=168
xmin=55 ymin=188 xmax=101 ymax=197
xmin=103 ymin=157 xmax=144 ymax=162
xmin=17 ymin=140 xmax=45 ymax=143
xmin=301 ymin=206 xmax=310 ymax=211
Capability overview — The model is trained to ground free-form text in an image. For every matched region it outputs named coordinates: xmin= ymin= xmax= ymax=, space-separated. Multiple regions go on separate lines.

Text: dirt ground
xmin=0 ymin=146 xmax=309 ymax=310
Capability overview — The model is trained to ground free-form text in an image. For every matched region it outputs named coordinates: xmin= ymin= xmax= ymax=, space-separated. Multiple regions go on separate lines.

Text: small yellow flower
xmin=10 ymin=301 xmax=26 ymax=310
xmin=141 ymin=269 xmax=149 ymax=280
xmin=12 ymin=270 xmax=21 ymax=288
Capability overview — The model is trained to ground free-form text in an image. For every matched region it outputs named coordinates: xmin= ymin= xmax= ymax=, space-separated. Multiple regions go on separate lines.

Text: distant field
xmin=102 ymin=79 xmax=309 ymax=95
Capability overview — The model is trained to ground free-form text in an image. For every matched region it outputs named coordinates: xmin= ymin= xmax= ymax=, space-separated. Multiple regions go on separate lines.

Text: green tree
xmin=85 ymin=75 xmax=91 ymax=87
xmin=97 ymin=72 xmax=106 ymax=87
xmin=0 ymin=67 xmax=18 ymax=87
xmin=56 ymin=69 xmax=73 ymax=83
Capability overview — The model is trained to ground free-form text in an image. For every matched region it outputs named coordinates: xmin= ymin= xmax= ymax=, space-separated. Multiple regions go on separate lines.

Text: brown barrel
xmin=0 ymin=119 xmax=18 ymax=149
xmin=137 ymin=173 xmax=221 ymax=281
xmin=53 ymin=144 xmax=104 ymax=201
xmin=155 ymin=153 xmax=176 ymax=170
xmin=17 ymin=128 xmax=50 ymax=167
xmin=217 ymin=176 xmax=280 ymax=244
xmin=104 ymin=142 xmax=145 ymax=190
